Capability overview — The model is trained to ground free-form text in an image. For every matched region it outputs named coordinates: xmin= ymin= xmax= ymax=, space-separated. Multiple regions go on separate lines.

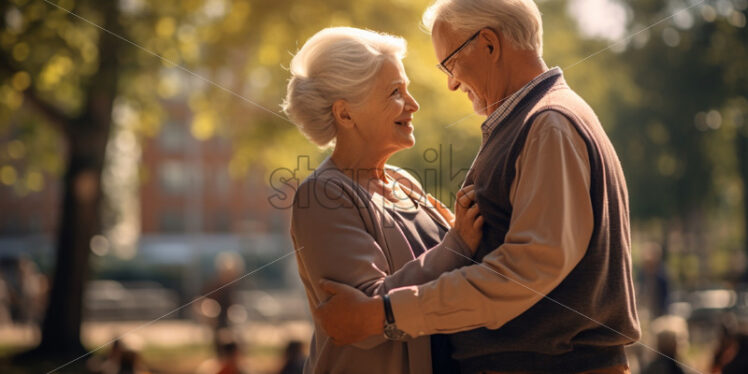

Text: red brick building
xmin=1 ymin=100 xmax=289 ymax=247
xmin=139 ymin=108 xmax=283 ymax=236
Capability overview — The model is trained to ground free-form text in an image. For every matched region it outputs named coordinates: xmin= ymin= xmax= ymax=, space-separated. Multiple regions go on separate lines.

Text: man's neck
xmin=488 ymin=55 xmax=548 ymax=114
xmin=506 ymin=55 xmax=548 ymax=98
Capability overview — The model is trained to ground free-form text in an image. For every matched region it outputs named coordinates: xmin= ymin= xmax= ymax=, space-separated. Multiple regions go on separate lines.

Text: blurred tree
xmin=0 ymin=0 xmax=477 ymax=363
xmin=608 ymin=0 xmax=747 ymax=282
xmin=2 ymin=0 xmax=741 ymax=363
xmin=1 ymin=0 xmax=122 ymax=359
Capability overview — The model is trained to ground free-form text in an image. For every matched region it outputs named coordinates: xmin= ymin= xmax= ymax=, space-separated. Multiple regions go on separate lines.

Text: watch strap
xmin=382 ymin=294 xmax=395 ymax=324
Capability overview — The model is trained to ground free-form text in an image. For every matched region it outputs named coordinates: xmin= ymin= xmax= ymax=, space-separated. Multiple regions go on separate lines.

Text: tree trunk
xmin=738 ymin=128 xmax=748 ymax=282
xmin=14 ymin=2 xmax=120 ymax=363
xmin=33 ymin=134 xmax=108 ymax=358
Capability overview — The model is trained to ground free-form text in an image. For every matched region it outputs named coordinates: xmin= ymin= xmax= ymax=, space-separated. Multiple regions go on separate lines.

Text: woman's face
xmin=348 ymin=57 xmax=420 ymax=155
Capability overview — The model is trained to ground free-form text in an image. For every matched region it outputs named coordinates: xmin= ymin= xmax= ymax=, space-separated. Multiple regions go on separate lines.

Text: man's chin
xmin=472 ymin=101 xmax=489 ymax=116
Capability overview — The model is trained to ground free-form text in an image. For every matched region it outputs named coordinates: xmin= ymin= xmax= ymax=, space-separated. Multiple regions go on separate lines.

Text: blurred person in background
xmin=711 ymin=312 xmax=748 ymax=374
xmin=0 ymin=256 xmax=47 ymax=325
xmin=0 ymin=257 xmax=21 ymax=322
xmin=720 ymin=333 xmax=748 ymax=374
xmin=87 ymin=338 xmax=124 ymax=374
xmin=283 ymin=26 xmax=483 ymax=373
xmin=0 ymin=270 xmax=11 ymax=325
xmin=207 ymin=252 xmax=245 ymax=330
xmin=197 ymin=329 xmax=247 ymax=374
xmin=198 ymin=252 xmax=246 ymax=354
xmin=215 ymin=336 xmax=246 ymax=374
xmin=642 ymin=315 xmax=688 ymax=374
xmin=88 ymin=338 xmax=150 ymax=374
xmin=636 ymin=242 xmax=670 ymax=320
xmin=116 ymin=349 xmax=150 ymax=374
xmin=17 ymin=256 xmax=46 ymax=325
xmin=278 ymin=340 xmax=306 ymax=374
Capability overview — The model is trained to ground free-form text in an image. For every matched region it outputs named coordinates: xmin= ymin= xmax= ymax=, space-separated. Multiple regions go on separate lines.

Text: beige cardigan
xmin=290 ymin=157 xmax=473 ymax=374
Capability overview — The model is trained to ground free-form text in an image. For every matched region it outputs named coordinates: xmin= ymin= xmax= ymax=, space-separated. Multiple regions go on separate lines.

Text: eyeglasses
xmin=436 ymin=30 xmax=482 ymax=77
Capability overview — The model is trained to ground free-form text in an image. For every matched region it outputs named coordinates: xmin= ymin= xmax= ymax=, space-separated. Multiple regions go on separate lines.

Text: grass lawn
xmin=0 ymin=342 xmax=289 ymax=374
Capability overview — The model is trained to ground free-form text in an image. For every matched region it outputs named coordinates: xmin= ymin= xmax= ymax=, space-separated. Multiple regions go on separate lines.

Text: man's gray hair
xmin=282 ymin=27 xmax=406 ymax=149
xmin=422 ymin=0 xmax=543 ymax=56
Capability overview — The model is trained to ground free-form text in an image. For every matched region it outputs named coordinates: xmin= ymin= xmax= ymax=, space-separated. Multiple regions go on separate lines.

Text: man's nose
xmin=447 ymin=75 xmax=460 ymax=91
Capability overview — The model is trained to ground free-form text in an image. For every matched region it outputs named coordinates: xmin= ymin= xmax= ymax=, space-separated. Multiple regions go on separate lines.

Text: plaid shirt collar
xmin=481 ymin=67 xmax=562 ymax=140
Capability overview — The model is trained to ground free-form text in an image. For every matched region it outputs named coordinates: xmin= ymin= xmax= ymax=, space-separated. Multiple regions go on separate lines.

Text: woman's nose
xmin=405 ymin=91 xmax=419 ymax=112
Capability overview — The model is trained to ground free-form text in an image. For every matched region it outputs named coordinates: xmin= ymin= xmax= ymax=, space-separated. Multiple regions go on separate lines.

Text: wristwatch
xmin=382 ymin=294 xmax=409 ymax=341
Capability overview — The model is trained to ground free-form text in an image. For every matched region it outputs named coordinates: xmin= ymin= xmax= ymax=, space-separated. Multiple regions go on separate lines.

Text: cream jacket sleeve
xmin=389 ymin=111 xmax=594 ymax=337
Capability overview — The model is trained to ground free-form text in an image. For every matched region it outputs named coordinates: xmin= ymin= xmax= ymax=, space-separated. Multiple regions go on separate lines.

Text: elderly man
xmin=314 ymin=0 xmax=641 ymax=373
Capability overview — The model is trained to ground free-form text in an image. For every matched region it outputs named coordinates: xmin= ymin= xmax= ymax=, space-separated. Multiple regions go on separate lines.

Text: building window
xmin=215 ymin=167 xmax=230 ymax=195
xmin=213 ymin=210 xmax=231 ymax=232
xmin=159 ymin=210 xmax=186 ymax=233
xmin=159 ymin=121 xmax=189 ymax=153
xmin=0 ymin=213 xmax=24 ymax=235
xmin=159 ymin=161 xmax=190 ymax=195
xmin=28 ymin=214 xmax=42 ymax=233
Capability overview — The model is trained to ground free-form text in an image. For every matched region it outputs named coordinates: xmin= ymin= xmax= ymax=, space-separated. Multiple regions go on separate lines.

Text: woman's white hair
xmin=422 ymin=0 xmax=543 ymax=55
xmin=282 ymin=27 xmax=407 ymax=149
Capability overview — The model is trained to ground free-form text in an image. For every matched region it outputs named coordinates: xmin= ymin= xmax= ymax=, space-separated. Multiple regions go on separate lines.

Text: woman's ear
xmin=332 ymin=99 xmax=355 ymax=129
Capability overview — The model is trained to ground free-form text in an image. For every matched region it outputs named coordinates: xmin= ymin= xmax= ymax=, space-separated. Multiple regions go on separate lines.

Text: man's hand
xmin=314 ymin=279 xmax=385 ymax=345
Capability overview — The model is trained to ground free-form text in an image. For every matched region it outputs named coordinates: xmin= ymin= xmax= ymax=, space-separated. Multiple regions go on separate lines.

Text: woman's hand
xmin=427 ymin=193 xmax=455 ymax=227
xmin=453 ymin=185 xmax=484 ymax=253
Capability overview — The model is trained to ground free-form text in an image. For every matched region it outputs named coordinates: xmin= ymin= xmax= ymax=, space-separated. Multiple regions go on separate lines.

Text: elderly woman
xmin=282 ymin=27 xmax=483 ymax=374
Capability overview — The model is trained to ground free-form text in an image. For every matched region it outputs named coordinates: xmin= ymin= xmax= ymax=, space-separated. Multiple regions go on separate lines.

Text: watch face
xmin=384 ymin=323 xmax=408 ymax=341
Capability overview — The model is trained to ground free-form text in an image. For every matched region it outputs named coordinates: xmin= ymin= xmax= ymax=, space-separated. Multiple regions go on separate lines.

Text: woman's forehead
xmin=376 ymin=58 xmax=409 ymax=86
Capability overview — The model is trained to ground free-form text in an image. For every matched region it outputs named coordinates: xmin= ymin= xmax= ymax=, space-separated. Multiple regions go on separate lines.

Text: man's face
xmin=432 ymin=21 xmax=495 ymax=116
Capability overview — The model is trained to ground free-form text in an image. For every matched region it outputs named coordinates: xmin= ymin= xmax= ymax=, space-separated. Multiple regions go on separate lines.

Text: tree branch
xmin=23 ymin=89 xmax=72 ymax=134
xmin=0 ymin=51 xmax=72 ymax=134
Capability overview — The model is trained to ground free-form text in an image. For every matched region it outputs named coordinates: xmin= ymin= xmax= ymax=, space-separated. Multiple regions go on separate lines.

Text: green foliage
xmin=604 ymin=0 xmax=747 ymax=282
xmin=610 ymin=1 xmax=746 ymax=222
xmin=0 ymin=0 xmax=487 ymax=198
xmin=1 ymin=0 xmax=746 ymax=281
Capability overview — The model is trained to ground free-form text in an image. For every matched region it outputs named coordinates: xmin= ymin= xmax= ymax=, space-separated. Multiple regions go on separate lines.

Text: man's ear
xmin=332 ymin=99 xmax=355 ymax=129
xmin=481 ymin=28 xmax=501 ymax=63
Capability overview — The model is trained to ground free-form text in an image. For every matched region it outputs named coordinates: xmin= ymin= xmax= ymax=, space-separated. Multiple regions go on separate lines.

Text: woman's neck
xmin=330 ymin=143 xmax=390 ymax=185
